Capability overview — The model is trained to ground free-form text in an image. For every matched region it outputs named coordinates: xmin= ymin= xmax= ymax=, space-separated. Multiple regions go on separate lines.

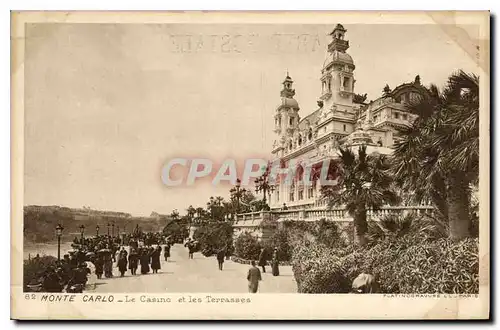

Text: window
xmin=298 ymin=189 xmax=304 ymax=200
xmin=373 ymin=115 xmax=378 ymax=122
xmin=394 ymin=112 xmax=399 ymax=119
xmin=289 ymin=117 xmax=294 ymax=125
xmin=298 ymin=135 xmax=302 ymax=146
xmin=276 ymin=191 xmax=279 ymax=202
xmin=289 ymin=191 xmax=295 ymax=202
xmin=307 ymin=186 xmax=314 ymax=199
xmin=403 ymin=114 xmax=408 ymax=120
xmin=308 ymin=128 xmax=313 ymax=140
xmin=343 ymin=124 xmax=346 ymax=131
xmin=343 ymin=77 xmax=350 ymax=90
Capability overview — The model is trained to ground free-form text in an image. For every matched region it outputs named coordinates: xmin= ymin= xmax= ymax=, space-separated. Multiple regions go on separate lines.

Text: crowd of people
xmin=27 ymin=227 xmax=175 ymax=293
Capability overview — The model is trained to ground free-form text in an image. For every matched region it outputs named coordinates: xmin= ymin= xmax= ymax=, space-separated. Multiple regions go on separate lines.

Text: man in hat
xmin=247 ymin=261 xmax=262 ymax=293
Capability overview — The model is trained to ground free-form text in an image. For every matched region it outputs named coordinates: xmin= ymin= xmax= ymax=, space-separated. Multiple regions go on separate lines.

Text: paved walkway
xmin=89 ymin=244 xmax=297 ymax=293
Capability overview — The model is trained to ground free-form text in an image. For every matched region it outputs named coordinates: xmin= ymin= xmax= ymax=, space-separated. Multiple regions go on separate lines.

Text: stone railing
xmin=235 ymin=205 xmax=435 ymax=224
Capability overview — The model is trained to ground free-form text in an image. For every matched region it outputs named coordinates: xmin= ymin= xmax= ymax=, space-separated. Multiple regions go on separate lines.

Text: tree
xmin=206 ymin=196 xmax=226 ymax=222
xmin=170 ymin=209 xmax=180 ymax=221
xmin=392 ymin=70 xmax=479 ymax=240
xmin=321 ymin=146 xmax=399 ymax=246
xmin=186 ymin=205 xmax=196 ymax=235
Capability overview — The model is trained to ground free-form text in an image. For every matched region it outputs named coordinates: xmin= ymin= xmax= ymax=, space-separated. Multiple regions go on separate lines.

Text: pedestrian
xmin=128 ymin=249 xmax=139 ymax=275
xmin=151 ymin=246 xmax=161 ymax=274
xmin=247 ymin=261 xmax=262 ymax=293
xmin=271 ymin=248 xmax=280 ymax=276
xmin=163 ymin=243 xmax=171 ymax=262
xmin=216 ymin=248 xmax=225 ymax=271
xmin=103 ymin=250 xmax=113 ymax=278
xmin=94 ymin=255 xmax=104 ymax=279
xmin=117 ymin=253 xmax=128 ymax=277
xmin=351 ymin=273 xmax=380 ymax=293
xmin=139 ymin=249 xmax=150 ymax=274
xmin=187 ymin=241 xmax=197 ymax=259
xmin=258 ymin=247 xmax=267 ymax=273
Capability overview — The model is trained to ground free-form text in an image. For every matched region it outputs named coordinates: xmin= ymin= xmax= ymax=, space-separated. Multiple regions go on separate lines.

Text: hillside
xmin=23 ymin=205 xmax=170 ymax=243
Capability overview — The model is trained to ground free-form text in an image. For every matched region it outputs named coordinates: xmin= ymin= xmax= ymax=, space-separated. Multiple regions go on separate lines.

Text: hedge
xmin=234 ymin=232 xmax=262 ymax=260
xmin=291 ymin=234 xmax=479 ymax=294
xmin=23 ymin=255 xmax=58 ymax=290
xmin=193 ymin=222 xmax=233 ymax=256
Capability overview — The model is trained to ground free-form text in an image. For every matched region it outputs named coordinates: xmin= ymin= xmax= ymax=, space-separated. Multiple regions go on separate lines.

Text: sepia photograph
xmin=11 ymin=11 xmax=490 ymax=319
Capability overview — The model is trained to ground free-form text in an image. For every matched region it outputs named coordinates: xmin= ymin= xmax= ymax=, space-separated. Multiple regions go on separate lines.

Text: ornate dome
xmin=278 ymin=97 xmax=299 ymax=110
xmin=323 ymin=51 xmax=354 ymax=69
xmin=345 ymin=126 xmax=375 ymax=146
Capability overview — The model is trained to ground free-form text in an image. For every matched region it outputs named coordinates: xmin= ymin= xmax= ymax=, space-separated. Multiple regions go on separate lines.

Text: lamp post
xmin=79 ymin=224 xmax=85 ymax=242
xmin=96 ymin=225 xmax=100 ymax=237
xmin=107 ymin=222 xmax=110 ymax=236
xmin=230 ymin=178 xmax=247 ymax=214
xmin=55 ymin=224 xmax=64 ymax=261
xmin=254 ymin=171 xmax=275 ymax=204
xmin=112 ymin=222 xmax=115 ymax=237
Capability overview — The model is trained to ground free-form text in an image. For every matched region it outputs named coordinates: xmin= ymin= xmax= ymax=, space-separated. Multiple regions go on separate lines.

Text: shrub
xmin=193 ymin=222 xmax=233 ymax=256
xmin=23 ymin=255 xmax=58 ymax=290
xmin=291 ymin=234 xmax=479 ymax=294
xmin=234 ymin=232 xmax=262 ymax=260
xmin=351 ymin=237 xmax=479 ymax=294
xmin=313 ymin=219 xmax=349 ymax=249
xmin=291 ymin=241 xmax=351 ymax=293
xmin=263 ymin=228 xmax=292 ymax=261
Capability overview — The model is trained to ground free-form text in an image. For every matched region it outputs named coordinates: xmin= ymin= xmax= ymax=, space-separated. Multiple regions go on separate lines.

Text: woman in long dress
xmin=117 ymin=253 xmax=128 ymax=277
xmin=128 ymin=249 xmax=139 ymax=275
xmin=258 ymin=248 xmax=267 ymax=273
xmin=163 ymin=243 xmax=171 ymax=262
xmin=271 ymin=248 xmax=280 ymax=276
xmin=94 ymin=256 xmax=104 ymax=279
xmin=103 ymin=251 xmax=113 ymax=278
xmin=139 ymin=249 xmax=150 ymax=274
xmin=151 ymin=246 xmax=161 ymax=274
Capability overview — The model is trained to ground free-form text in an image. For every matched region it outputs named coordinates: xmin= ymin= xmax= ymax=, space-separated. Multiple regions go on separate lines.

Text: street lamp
xmin=55 ymin=224 xmax=64 ymax=261
xmin=96 ymin=224 xmax=100 ymax=237
xmin=230 ymin=178 xmax=247 ymax=214
xmin=107 ymin=222 xmax=110 ymax=236
xmin=112 ymin=222 xmax=115 ymax=237
xmin=79 ymin=224 xmax=85 ymax=241
xmin=255 ymin=171 xmax=275 ymax=204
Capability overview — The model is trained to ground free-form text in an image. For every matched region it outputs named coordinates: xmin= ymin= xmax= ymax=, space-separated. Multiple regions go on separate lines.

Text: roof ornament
xmin=383 ymin=84 xmax=392 ymax=96
xmin=414 ymin=75 xmax=421 ymax=85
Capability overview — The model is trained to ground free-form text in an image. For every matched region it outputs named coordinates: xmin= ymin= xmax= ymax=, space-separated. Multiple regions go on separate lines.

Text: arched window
xmin=308 ymin=128 xmax=313 ymax=140
xmin=296 ymin=165 xmax=304 ymax=182
xmin=298 ymin=135 xmax=302 ymax=146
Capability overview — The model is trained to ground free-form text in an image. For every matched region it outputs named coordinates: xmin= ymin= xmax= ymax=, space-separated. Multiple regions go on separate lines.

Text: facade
xmin=268 ymin=23 xmax=426 ymax=211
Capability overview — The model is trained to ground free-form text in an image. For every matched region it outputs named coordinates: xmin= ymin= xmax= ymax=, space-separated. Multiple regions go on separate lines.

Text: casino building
xmin=234 ymin=24 xmax=433 ymax=237
xmin=268 ymin=24 xmax=427 ymax=210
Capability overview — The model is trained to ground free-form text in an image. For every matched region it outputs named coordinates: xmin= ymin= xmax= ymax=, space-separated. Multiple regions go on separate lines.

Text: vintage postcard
xmin=11 ymin=11 xmax=490 ymax=320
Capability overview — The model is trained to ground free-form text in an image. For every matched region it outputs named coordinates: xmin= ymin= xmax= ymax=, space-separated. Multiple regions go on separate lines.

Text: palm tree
xmin=186 ymin=205 xmax=196 ymax=234
xmin=321 ymin=146 xmax=399 ymax=246
xmin=170 ymin=209 xmax=180 ymax=221
xmin=392 ymin=84 xmax=449 ymax=222
xmin=195 ymin=207 xmax=206 ymax=224
xmin=392 ymin=70 xmax=479 ymax=240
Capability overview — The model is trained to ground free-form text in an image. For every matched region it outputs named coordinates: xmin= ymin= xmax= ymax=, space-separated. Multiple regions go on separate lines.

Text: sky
xmin=24 ymin=23 xmax=480 ymax=216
